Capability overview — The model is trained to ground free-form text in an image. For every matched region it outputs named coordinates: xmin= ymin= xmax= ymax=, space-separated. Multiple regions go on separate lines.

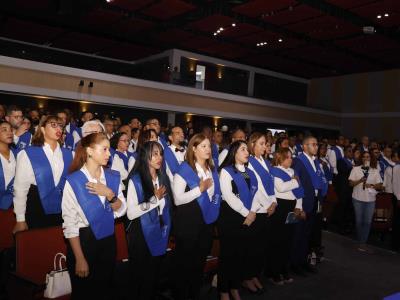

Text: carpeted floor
xmin=201 ymin=231 xmax=400 ymax=300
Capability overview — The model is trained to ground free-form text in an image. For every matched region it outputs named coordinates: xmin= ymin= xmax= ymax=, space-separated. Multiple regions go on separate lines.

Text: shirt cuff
xmin=239 ymin=207 xmax=250 ymax=217
xmin=16 ymin=214 xmax=25 ymax=222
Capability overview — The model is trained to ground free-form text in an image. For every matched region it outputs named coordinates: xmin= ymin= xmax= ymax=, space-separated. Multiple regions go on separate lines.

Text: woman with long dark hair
xmin=62 ymin=132 xmax=126 ymax=300
xmin=13 ymin=115 xmax=73 ymax=232
xmin=172 ymin=133 xmax=221 ymax=300
xmin=218 ymin=140 xmax=264 ymax=300
xmin=0 ymin=120 xmax=16 ymax=211
xmin=126 ymin=141 xmax=172 ymax=300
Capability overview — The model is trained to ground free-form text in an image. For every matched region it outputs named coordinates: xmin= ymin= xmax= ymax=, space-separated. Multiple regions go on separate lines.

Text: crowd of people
xmin=0 ymin=103 xmax=399 ymax=300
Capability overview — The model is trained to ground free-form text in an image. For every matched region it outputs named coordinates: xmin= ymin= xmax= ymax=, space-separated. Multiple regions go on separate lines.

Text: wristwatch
xmin=109 ymin=195 xmax=118 ymax=203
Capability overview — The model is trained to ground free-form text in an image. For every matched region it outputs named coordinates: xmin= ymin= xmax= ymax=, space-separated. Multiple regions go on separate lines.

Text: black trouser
xmin=249 ymin=214 xmax=268 ymax=278
xmin=291 ymin=199 xmax=317 ymax=268
xmin=217 ymin=202 xmax=254 ymax=293
xmin=67 ymin=227 xmax=116 ymax=300
xmin=265 ymin=199 xmax=296 ymax=278
xmin=173 ymin=202 xmax=212 ymax=300
xmin=26 ymin=185 xmax=62 ymax=229
xmin=392 ymin=195 xmax=400 ymax=250
xmin=127 ymin=219 xmax=162 ymax=300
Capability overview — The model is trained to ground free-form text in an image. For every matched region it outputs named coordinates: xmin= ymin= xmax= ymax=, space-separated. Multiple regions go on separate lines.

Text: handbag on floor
xmin=44 ymin=252 xmax=71 ymax=298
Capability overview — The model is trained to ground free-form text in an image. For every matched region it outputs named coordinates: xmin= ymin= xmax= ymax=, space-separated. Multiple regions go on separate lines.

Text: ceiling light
xmin=384 ymin=13 xmax=389 ymax=17
xmin=377 ymin=15 xmax=382 ymax=19
xmin=213 ymin=33 xmax=217 ymax=36
xmin=256 ymin=43 xmax=260 ymax=46
xmin=219 ymin=27 xmax=223 ymax=31
xmin=278 ymin=38 xmax=283 ymax=42
xmin=106 ymin=0 xmax=113 ymax=2
xmin=232 ymin=23 xmax=236 ymax=27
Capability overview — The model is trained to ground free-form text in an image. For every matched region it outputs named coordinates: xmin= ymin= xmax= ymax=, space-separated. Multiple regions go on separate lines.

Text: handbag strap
xmin=53 ymin=253 xmax=66 ymax=271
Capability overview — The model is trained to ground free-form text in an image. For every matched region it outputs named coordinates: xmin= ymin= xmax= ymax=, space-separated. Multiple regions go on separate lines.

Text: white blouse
xmin=349 ymin=166 xmax=382 ymax=202
xmin=273 ymin=166 xmax=303 ymax=210
xmin=219 ymin=164 xmax=264 ymax=217
xmin=172 ymin=162 xmax=214 ymax=206
xmin=247 ymin=155 xmax=277 ymax=212
xmin=13 ymin=143 xmax=68 ymax=222
xmin=62 ymin=166 xmax=126 ymax=239
xmin=126 ymin=176 xmax=166 ymax=220
xmin=0 ymin=151 xmax=16 ymax=188
xmin=110 ymin=152 xmax=135 ymax=182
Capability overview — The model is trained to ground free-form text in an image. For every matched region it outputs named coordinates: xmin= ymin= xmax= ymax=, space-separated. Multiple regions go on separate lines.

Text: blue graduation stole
xmin=177 ymin=162 xmax=221 ymax=224
xmin=16 ymin=132 xmax=32 ymax=150
xmin=64 ymin=125 xmax=75 ymax=151
xmin=25 ymin=146 xmax=73 ymax=214
xmin=131 ymin=173 xmax=171 ymax=256
xmin=67 ymin=169 xmax=119 ymax=240
xmin=114 ymin=151 xmax=136 ymax=171
xmin=248 ymin=156 xmax=275 ymax=196
xmin=319 ymin=158 xmax=333 ymax=182
xmin=298 ymin=153 xmax=328 ymax=197
xmin=270 ymin=167 xmax=305 ymax=199
xmin=295 ymin=143 xmax=303 ymax=156
xmin=332 ymin=146 xmax=343 ymax=160
xmin=212 ymin=143 xmax=219 ymax=169
xmin=223 ymin=165 xmax=258 ymax=211
xmin=163 ymin=146 xmax=180 ymax=175
xmin=379 ymin=159 xmax=386 ymax=179
xmin=342 ymin=157 xmax=353 ymax=170
xmin=74 ymin=127 xmax=82 ymax=139
xmin=0 ymin=149 xmax=16 ymax=209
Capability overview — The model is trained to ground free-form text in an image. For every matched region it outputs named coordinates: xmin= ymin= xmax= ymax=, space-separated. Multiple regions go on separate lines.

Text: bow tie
xmin=175 ymin=147 xmax=185 ymax=153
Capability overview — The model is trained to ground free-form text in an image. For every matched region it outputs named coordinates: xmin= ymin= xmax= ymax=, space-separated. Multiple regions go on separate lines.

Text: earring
xmin=88 ymin=154 xmax=92 ymax=158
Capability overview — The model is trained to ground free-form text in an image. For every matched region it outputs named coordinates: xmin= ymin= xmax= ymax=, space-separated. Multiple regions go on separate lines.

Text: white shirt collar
xmin=235 ymin=163 xmax=246 ymax=172
xmin=81 ymin=165 xmax=105 ymax=183
xmin=43 ymin=142 xmax=61 ymax=153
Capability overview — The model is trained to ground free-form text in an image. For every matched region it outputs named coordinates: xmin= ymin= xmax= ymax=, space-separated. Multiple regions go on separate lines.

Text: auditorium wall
xmin=0 ymin=56 xmax=340 ymax=131
xmin=307 ymin=69 xmax=400 ymax=141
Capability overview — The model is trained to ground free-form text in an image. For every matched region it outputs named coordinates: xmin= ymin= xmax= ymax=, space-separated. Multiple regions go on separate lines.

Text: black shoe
xmin=303 ymin=264 xmax=318 ymax=274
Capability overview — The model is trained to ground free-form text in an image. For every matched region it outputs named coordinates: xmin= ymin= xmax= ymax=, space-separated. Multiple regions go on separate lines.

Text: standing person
xmin=109 ymin=132 xmax=136 ymax=183
xmin=212 ymin=130 xmax=223 ymax=168
xmin=172 ymin=134 xmax=221 ymax=300
xmin=291 ymin=136 xmax=328 ymax=274
xmin=269 ymin=148 xmax=305 ymax=284
xmin=218 ymin=129 xmax=246 ymax=166
xmin=126 ymin=141 xmax=172 ymax=300
xmin=165 ymin=126 xmax=186 ymax=183
xmin=388 ymin=149 xmax=400 ymax=251
xmin=349 ymin=151 xmax=383 ymax=253
xmin=335 ymin=146 xmax=355 ymax=233
xmin=218 ymin=140 xmax=264 ymax=300
xmin=247 ymin=132 xmax=276 ymax=292
xmin=103 ymin=118 xmax=115 ymax=140
xmin=0 ymin=120 xmax=16 ymax=210
xmin=62 ymin=132 xmax=126 ymax=300
xmin=5 ymin=105 xmax=31 ymax=151
xmin=129 ymin=128 xmax=140 ymax=153
xmin=72 ymin=111 xmax=94 ymax=147
xmin=13 ymin=115 xmax=73 ymax=232
xmin=379 ymin=146 xmax=395 ymax=180
xmin=327 ymin=135 xmax=345 ymax=177
xmin=359 ymin=136 xmax=369 ymax=153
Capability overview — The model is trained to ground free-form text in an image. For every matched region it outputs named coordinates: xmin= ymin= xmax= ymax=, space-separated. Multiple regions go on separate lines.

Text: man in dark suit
xmin=291 ymin=136 xmax=328 ymax=274
xmin=334 ymin=146 xmax=354 ymax=233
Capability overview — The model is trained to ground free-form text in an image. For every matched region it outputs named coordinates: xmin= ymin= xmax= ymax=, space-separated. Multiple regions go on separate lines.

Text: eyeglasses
xmin=48 ymin=121 xmax=64 ymax=129
xmin=306 ymin=143 xmax=318 ymax=147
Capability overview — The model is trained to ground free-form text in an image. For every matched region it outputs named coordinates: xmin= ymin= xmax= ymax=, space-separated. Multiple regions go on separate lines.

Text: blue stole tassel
xmin=223 ymin=166 xmax=258 ymax=211
xmin=177 ymin=162 xmax=221 ymax=224
xmin=131 ymin=173 xmax=171 ymax=256
xmin=248 ymin=156 xmax=275 ymax=196
xmin=270 ymin=167 xmax=305 ymax=199
xmin=16 ymin=132 xmax=32 ymax=150
xmin=67 ymin=169 xmax=119 ymax=240
xmin=25 ymin=146 xmax=73 ymax=214
xmin=297 ymin=153 xmax=328 ymax=197
xmin=0 ymin=149 xmax=16 ymax=209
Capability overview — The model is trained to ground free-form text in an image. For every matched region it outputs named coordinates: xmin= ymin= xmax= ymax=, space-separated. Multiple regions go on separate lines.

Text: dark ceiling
xmin=0 ymin=0 xmax=399 ymax=78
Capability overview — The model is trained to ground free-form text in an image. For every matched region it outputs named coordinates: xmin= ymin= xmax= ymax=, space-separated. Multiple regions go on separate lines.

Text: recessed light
xmin=232 ymin=23 xmax=236 ymax=27
xmin=384 ymin=13 xmax=389 ymax=17
xmin=213 ymin=33 xmax=217 ymax=36
xmin=278 ymin=38 xmax=283 ymax=42
xmin=106 ymin=0 xmax=112 ymax=2
xmin=256 ymin=43 xmax=260 ymax=46
xmin=377 ymin=15 xmax=382 ymax=19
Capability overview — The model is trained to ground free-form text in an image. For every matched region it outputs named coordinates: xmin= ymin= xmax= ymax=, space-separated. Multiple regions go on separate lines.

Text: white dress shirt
xmin=273 ymin=166 xmax=303 ymax=210
xmin=219 ymin=164 xmax=264 ymax=217
xmin=247 ymin=155 xmax=277 ymax=212
xmin=126 ymin=176 xmax=165 ymax=220
xmin=383 ymin=166 xmax=394 ymax=194
xmin=14 ymin=143 xmax=66 ymax=222
xmin=349 ymin=166 xmax=382 ymax=202
xmin=218 ymin=148 xmax=228 ymax=166
xmin=0 ymin=151 xmax=16 ymax=188
xmin=173 ymin=162 xmax=214 ymax=206
xmin=391 ymin=165 xmax=400 ymax=200
xmin=128 ymin=139 xmax=138 ymax=153
xmin=327 ymin=146 xmax=344 ymax=175
xmin=72 ymin=129 xmax=82 ymax=146
xmin=62 ymin=166 xmax=126 ymax=239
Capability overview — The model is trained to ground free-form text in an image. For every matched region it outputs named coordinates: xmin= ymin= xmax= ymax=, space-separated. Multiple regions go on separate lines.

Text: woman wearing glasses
xmin=13 ymin=115 xmax=73 ymax=232
xmin=126 ymin=141 xmax=171 ymax=300
xmin=349 ymin=150 xmax=383 ymax=253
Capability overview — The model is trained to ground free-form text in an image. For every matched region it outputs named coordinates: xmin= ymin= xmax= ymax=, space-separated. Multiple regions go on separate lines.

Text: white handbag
xmin=44 ymin=253 xmax=72 ymax=299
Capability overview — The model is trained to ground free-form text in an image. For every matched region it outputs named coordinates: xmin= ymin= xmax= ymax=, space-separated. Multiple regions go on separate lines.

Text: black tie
xmin=175 ymin=147 xmax=184 ymax=153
